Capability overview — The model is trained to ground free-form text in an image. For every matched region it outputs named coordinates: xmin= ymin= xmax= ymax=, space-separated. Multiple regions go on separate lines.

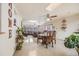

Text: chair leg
xmin=53 ymin=37 xmax=56 ymax=44
xmin=37 ymin=39 xmax=39 ymax=44
xmin=54 ymin=39 xmax=56 ymax=44
xmin=46 ymin=43 xmax=48 ymax=48
xmin=46 ymin=41 xmax=48 ymax=48
xmin=52 ymin=40 xmax=53 ymax=47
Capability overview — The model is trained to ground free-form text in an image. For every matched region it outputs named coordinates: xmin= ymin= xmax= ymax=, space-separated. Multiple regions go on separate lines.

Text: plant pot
xmin=16 ymin=43 xmax=23 ymax=50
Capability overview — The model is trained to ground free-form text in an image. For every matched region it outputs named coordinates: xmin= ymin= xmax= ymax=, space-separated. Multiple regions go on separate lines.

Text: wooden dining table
xmin=38 ymin=33 xmax=54 ymax=48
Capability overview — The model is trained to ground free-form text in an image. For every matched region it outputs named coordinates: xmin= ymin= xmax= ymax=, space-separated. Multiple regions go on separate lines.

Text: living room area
xmin=0 ymin=3 xmax=79 ymax=56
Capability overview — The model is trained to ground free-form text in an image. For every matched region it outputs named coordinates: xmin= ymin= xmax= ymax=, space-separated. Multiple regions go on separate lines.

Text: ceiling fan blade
xmin=46 ymin=13 xmax=57 ymax=20
xmin=50 ymin=15 xmax=57 ymax=18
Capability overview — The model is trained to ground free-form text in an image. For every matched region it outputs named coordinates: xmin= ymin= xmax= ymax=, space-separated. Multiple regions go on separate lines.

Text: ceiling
xmin=14 ymin=3 xmax=79 ymax=25
xmin=14 ymin=3 xmax=49 ymax=19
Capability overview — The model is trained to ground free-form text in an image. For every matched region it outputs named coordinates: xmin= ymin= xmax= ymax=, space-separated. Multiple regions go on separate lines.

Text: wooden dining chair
xmin=37 ymin=32 xmax=44 ymax=44
xmin=46 ymin=31 xmax=54 ymax=47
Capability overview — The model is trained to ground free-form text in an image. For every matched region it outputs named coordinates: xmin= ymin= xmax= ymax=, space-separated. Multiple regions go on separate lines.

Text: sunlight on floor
xmin=24 ymin=36 xmax=34 ymax=43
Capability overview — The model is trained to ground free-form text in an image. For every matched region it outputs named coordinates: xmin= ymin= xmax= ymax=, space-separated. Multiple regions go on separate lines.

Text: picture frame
xmin=61 ymin=19 xmax=67 ymax=30
xmin=8 ymin=3 xmax=12 ymax=9
xmin=8 ymin=18 xmax=12 ymax=27
xmin=8 ymin=9 xmax=12 ymax=17
xmin=9 ymin=29 xmax=12 ymax=38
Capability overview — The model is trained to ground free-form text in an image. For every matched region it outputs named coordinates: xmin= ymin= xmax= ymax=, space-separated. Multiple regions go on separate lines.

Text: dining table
xmin=38 ymin=33 xmax=54 ymax=48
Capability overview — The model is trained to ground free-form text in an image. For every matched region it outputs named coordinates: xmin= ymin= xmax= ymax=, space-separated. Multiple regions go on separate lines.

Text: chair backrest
xmin=47 ymin=31 xmax=53 ymax=36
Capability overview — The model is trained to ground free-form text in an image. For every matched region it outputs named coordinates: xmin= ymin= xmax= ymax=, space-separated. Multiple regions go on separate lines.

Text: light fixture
xmin=47 ymin=18 xmax=50 ymax=21
xmin=46 ymin=3 xmax=61 ymax=11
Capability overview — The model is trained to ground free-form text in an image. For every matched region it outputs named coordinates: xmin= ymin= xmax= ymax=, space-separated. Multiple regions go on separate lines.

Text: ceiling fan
xmin=46 ymin=13 xmax=57 ymax=20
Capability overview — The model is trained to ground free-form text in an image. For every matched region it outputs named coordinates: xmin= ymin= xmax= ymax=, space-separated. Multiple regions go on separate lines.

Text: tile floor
xmin=14 ymin=35 xmax=78 ymax=56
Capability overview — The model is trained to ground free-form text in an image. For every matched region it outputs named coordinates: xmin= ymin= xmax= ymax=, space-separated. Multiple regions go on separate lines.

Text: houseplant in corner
xmin=64 ymin=33 xmax=79 ymax=55
xmin=16 ymin=22 xmax=24 ymax=50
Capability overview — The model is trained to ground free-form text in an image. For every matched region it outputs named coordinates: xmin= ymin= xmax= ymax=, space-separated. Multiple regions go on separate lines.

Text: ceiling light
xmin=47 ymin=18 xmax=50 ymax=21
xmin=46 ymin=3 xmax=61 ymax=11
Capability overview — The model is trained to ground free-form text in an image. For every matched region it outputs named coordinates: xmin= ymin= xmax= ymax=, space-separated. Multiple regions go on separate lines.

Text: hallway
xmin=0 ymin=3 xmax=79 ymax=56
xmin=14 ymin=35 xmax=78 ymax=56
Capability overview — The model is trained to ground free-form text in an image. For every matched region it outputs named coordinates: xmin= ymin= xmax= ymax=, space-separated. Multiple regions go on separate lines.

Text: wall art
xmin=9 ymin=29 xmax=12 ymax=38
xmin=8 ymin=18 xmax=12 ymax=27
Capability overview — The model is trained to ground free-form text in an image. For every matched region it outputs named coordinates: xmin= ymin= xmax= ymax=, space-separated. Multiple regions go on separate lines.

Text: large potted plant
xmin=16 ymin=22 xmax=24 ymax=50
xmin=64 ymin=33 xmax=79 ymax=55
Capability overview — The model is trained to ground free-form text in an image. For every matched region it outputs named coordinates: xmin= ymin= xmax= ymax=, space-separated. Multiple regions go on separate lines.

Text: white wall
xmin=52 ymin=14 xmax=79 ymax=40
xmin=0 ymin=4 xmax=1 ymax=31
xmin=0 ymin=3 xmax=22 ymax=56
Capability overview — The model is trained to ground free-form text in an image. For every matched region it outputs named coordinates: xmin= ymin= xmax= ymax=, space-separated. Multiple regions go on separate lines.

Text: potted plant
xmin=64 ymin=33 xmax=79 ymax=55
xmin=16 ymin=21 xmax=24 ymax=50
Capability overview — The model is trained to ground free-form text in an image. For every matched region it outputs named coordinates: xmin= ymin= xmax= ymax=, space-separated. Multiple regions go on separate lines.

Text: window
xmin=0 ymin=3 xmax=5 ymax=34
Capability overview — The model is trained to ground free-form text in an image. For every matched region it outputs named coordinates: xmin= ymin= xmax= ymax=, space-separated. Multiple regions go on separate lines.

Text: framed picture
xmin=14 ymin=18 xmax=16 ymax=26
xmin=61 ymin=19 xmax=67 ymax=30
xmin=8 ymin=9 xmax=12 ymax=17
xmin=8 ymin=3 xmax=12 ymax=9
xmin=9 ymin=29 xmax=12 ymax=38
xmin=8 ymin=18 xmax=12 ymax=27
